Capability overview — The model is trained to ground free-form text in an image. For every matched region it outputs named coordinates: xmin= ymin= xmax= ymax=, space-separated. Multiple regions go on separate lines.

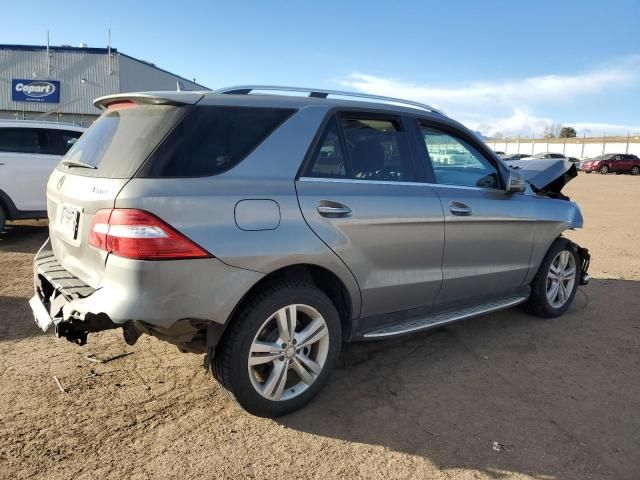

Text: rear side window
xmin=309 ymin=117 xmax=347 ymax=178
xmin=341 ymin=116 xmax=415 ymax=182
xmin=58 ymin=104 xmax=188 ymax=178
xmin=140 ymin=106 xmax=295 ymax=177
xmin=305 ymin=114 xmax=415 ymax=182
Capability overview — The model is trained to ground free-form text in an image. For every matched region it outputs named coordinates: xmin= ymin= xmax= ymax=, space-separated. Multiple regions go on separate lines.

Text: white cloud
xmin=455 ymin=113 xmax=640 ymax=138
xmin=339 ymin=56 xmax=640 ymax=136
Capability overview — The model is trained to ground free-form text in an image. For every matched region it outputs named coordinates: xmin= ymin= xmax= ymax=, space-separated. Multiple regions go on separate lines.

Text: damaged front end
xmin=505 ymin=159 xmax=579 ymax=199
xmin=575 ymin=243 xmax=591 ymax=286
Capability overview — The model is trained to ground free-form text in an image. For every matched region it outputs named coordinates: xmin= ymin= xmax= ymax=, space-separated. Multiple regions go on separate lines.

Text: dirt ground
xmin=1 ymin=173 xmax=638 ymax=480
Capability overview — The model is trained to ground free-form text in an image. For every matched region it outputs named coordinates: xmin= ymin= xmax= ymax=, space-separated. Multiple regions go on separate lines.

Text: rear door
xmin=296 ymin=112 xmax=444 ymax=317
xmin=609 ymin=155 xmax=622 ymax=172
xmin=618 ymin=154 xmax=634 ymax=172
xmin=412 ymin=118 xmax=537 ymax=305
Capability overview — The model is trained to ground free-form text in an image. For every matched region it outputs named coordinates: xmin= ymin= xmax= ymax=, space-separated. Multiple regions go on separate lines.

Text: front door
xmin=414 ymin=120 xmax=537 ymax=305
xmin=296 ymin=113 xmax=444 ymax=317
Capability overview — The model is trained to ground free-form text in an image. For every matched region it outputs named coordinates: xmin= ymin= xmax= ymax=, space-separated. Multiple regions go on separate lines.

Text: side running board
xmin=362 ymin=295 xmax=528 ymax=339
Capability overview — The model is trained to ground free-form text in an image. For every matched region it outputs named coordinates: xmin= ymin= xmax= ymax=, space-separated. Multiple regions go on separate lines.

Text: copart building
xmin=0 ymin=44 xmax=207 ymax=126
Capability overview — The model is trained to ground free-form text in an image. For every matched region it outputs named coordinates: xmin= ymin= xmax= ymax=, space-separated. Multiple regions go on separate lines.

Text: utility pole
xmin=626 ymin=131 xmax=630 ymax=154
xmin=580 ymin=133 xmax=586 ymax=158
xmin=602 ymin=132 xmax=606 ymax=155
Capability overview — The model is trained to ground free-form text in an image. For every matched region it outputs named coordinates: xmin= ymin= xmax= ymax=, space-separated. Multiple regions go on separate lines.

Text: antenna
xmin=108 ymin=28 xmax=112 ymax=75
xmin=46 ymin=30 xmax=51 ymax=74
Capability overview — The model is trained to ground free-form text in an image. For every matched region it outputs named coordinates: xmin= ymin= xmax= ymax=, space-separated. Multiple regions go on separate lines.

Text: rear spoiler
xmin=94 ymin=91 xmax=205 ymax=110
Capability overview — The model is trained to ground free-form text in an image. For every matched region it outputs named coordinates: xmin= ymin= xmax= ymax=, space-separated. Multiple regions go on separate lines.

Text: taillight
xmin=89 ymin=209 xmax=211 ymax=260
xmin=106 ymin=100 xmax=138 ymax=110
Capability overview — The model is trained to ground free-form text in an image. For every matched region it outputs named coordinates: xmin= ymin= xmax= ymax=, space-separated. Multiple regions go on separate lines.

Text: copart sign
xmin=12 ymin=79 xmax=60 ymax=103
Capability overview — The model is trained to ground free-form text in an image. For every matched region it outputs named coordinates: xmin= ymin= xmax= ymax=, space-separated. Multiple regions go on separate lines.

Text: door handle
xmin=317 ymin=200 xmax=352 ymax=217
xmin=449 ymin=201 xmax=472 ymax=216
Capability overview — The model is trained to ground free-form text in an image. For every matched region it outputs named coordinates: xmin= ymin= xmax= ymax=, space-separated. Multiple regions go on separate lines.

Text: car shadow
xmin=0 ymin=295 xmax=46 ymax=342
xmin=0 ymin=221 xmax=48 ymax=254
xmin=280 ymin=278 xmax=640 ymax=480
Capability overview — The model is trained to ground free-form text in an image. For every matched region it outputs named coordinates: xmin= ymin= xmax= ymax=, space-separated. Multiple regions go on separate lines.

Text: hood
xmin=504 ymin=159 xmax=578 ymax=194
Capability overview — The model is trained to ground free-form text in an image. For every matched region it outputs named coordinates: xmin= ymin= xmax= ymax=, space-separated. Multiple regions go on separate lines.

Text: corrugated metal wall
xmin=0 ymin=47 xmax=208 ymax=124
xmin=0 ymin=48 xmax=119 ymax=115
xmin=119 ymin=55 xmax=202 ymax=93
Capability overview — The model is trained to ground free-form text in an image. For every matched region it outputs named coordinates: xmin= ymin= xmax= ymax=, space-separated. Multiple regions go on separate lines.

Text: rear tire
xmin=525 ymin=238 xmax=581 ymax=319
xmin=631 ymin=166 xmax=640 ymax=176
xmin=0 ymin=207 xmax=5 ymax=233
xmin=212 ymin=282 xmax=341 ymax=417
xmin=599 ymin=165 xmax=609 ymax=174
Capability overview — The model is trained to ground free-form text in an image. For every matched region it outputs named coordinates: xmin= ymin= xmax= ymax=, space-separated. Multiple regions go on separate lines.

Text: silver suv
xmin=30 ymin=86 xmax=590 ymax=417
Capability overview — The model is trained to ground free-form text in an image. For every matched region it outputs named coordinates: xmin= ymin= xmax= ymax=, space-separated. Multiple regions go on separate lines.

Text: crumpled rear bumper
xmin=31 ymin=238 xmax=264 ymax=348
xmin=32 ymin=240 xmax=119 ymax=344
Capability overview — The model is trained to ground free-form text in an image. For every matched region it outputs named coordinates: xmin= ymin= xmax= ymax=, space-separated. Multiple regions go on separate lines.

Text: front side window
xmin=420 ymin=124 xmax=500 ymax=189
xmin=340 ymin=115 xmax=415 ymax=181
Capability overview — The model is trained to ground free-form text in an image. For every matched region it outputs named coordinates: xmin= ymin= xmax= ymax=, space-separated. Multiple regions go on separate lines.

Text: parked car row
xmin=494 ymin=150 xmax=640 ymax=175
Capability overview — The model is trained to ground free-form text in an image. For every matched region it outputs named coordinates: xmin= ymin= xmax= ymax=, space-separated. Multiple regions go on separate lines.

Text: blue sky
xmin=3 ymin=0 xmax=639 ymax=136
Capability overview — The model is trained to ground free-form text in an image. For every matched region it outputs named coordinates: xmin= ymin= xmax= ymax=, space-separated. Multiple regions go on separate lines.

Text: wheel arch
xmin=0 ymin=188 xmax=17 ymax=220
xmin=209 ymin=263 xmax=357 ymax=350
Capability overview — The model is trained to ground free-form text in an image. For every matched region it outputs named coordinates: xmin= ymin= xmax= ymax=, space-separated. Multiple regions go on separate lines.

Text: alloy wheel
xmin=546 ymin=250 xmax=577 ymax=308
xmin=247 ymin=304 xmax=330 ymax=401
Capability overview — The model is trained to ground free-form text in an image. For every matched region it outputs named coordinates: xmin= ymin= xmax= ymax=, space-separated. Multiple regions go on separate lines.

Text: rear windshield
xmin=57 ymin=104 xmax=187 ymax=178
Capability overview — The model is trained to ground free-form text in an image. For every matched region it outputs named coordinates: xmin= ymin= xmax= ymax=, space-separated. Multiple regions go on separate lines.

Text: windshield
xmin=57 ymin=104 xmax=188 ymax=178
xmin=592 ymin=154 xmax=614 ymax=160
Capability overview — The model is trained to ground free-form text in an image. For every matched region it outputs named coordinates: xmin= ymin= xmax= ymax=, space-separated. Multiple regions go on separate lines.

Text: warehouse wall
xmin=0 ymin=48 xmax=118 ymax=115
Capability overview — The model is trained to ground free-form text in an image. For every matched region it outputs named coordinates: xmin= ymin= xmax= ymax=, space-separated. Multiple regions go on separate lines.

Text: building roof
xmin=0 ymin=43 xmax=116 ymax=55
xmin=0 ymin=44 xmax=209 ymax=91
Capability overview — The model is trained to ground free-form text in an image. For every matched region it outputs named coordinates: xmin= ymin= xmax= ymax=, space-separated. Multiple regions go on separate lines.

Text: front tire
xmin=599 ymin=165 xmax=609 ymax=174
xmin=526 ymin=238 xmax=580 ymax=318
xmin=212 ymin=282 xmax=341 ymax=417
xmin=0 ymin=207 xmax=5 ymax=233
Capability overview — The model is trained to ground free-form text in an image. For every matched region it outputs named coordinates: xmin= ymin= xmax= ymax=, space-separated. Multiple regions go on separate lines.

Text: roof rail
xmin=215 ymin=85 xmax=444 ymax=116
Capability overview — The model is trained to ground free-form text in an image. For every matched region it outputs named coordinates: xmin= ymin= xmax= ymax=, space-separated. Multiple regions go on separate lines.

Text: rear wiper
xmin=61 ymin=160 xmax=97 ymax=169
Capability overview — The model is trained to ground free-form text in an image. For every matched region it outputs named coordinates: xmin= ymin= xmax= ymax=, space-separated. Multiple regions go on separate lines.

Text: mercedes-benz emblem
xmin=57 ymin=175 xmax=66 ymax=190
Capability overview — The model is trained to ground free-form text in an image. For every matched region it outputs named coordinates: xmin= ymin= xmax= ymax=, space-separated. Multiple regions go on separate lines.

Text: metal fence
xmin=487 ymin=134 xmax=640 ymax=159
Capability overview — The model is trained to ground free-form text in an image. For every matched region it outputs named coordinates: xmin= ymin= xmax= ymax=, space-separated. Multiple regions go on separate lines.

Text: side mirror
xmin=506 ymin=169 xmax=526 ymax=193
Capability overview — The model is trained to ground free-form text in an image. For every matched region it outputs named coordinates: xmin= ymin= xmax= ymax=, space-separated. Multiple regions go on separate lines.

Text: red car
xmin=581 ymin=154 xmax=640 ymax=175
